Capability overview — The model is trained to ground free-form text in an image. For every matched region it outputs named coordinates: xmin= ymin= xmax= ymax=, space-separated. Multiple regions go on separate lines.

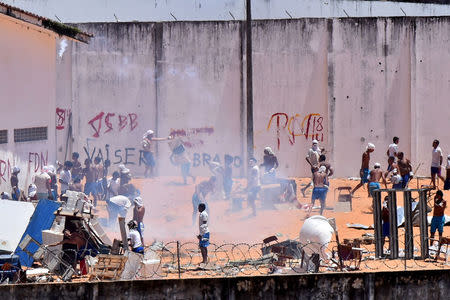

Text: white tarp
xmin=0 ymin=200 xmax=35 ymax=252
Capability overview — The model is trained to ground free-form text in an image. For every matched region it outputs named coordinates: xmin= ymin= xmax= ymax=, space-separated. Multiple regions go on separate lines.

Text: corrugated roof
xmin=0 ymin=1 xmax=92 ymax=43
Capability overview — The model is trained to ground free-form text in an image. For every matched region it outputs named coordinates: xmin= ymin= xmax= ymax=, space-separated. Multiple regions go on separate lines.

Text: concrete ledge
xmin=1 ymin=269 xmax=449 ymax=299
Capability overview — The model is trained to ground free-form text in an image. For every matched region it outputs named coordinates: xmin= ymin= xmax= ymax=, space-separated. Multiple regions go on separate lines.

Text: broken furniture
xmin=261 ymin=236 xmax=300 ymax=268
xmin=334 ymin=186 xmax=352 ymax=212
xmin=331 ymin=244 xmax=362 ymax=270
xmin=89 ymin=254 xmax=128 ymax=280
xmin=431 ymin=236 xmax=450 ymax=264
xmin=0 ymin=254 xmax=22 ymax=283
xmin=18 ymin=234 xmax=75 ymax=282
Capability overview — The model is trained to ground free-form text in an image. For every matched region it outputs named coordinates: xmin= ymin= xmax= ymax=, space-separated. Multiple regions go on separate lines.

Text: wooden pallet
xmin=89 ymin=254 xmax=128 ymax=280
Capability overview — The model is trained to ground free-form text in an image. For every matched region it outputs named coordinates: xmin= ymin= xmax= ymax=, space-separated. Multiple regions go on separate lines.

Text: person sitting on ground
xmin=10 ymin=166 xmax=20 ymax=201
xmin=197 ymin=203 xmax=210 ymax=265
xmin=27 ymin=184 xmax=37 ymax=201
xmin=368 ymin=163 xmax=387 ymax=197
xmin=59 ymin=161 xmax=73 ymax=198
xmin=308 ymin=166 xmax=329 ymax=216
xmin=381 ymin=196 xmax=390 ymax=251
xmin=133 ymin=196 xmax=146 ymax=244
xmin=191 ymin=176 xmax=216 ymax=225
xmin=430 ymin=190 xmax=446 ymax=247
xmin=127 ymin=220 xmax=144 ymax=254
xmin=444 ymin=155 xmax=450 ymax=191
xmin=393 ymin=152 xmax=413 ymax=189
xmin=247 ymin=158 xmax=261 ymax=216
xmin=260 ymin=147 xmax=279 ymax=184
xmin=1 ymin=192 xmax=10 ymax=200
xmin=351 ymin=143 xmax=375 ymax=196
xmin=386 ymin=137 xmax=399 ymax=172
xmin=33 ymin=167 xmax=51 ymax=200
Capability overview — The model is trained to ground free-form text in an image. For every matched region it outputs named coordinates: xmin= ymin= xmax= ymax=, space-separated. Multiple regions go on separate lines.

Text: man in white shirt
xmin=127 ymin=220 xmax=144 ymax=254
xmin=197 ymin=203 xmax=210 ymax=264
xmin=59 ymin=161 xmax=73 ymax=199
xmin=33 ymin=167 xmax=51 ymax=200
xmin=386 ymin=137 xmax=399 ymax=171
xmin=247 ymin=158 xmax=261 ymax=216
xmin=431 ymin=139 xmax=445 ymax=189
xmin=301 ymin=140 xmax=322 ymax=197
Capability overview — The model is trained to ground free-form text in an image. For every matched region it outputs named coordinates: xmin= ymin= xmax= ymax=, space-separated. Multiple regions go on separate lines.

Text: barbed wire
xmin=31 ymin=234 xmax=449 ymax=282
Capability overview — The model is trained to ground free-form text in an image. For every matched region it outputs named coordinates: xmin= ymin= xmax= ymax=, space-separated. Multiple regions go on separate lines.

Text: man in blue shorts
xmin=309 ymin=166 xmax=329 ymax=216
xmin=368 ymin=163 xmax=387 ymax=197
xmin=197 ymin=203 xmax=210 ymax=264
xmin=351 ymin=143 xmax=375 ymax=196
xmin=430 ymin=190 xmax=447 ymax=246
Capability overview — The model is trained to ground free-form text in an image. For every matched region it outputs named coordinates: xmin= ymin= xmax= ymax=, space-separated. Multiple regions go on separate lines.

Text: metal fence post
xmin=373 ymin=190 xmax=383 ymax=258
xmin=418 ymin=189 xmax=429 ymax=259
xmin=403 ymin=190 xmax=413 ymax=259
xmin=388 ymin=190 xmax=399 ymax=259
xmin=177 ymin=241 xmax=181 ymax=279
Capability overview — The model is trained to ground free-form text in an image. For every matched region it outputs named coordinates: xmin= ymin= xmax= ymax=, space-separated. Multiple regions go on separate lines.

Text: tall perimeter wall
xmin=56 ymin=17 xmax=450 ymax=178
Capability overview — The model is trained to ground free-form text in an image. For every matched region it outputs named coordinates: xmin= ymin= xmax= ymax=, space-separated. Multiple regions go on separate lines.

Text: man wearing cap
xmin=301 ymin=140 xmax=322 ymax=197
xmin=444 ymin=155 xmax=450 ymax=190
xmin=127 ymin=220 xmax=144 ymax=254
xmin=133 ymin=196 xmax=146 ymax=243
xmin=10 ymin=166 xmax=20 ymax=200
xmin=142 ymin=130 xmax=172 ymax=178
xmin=351 ymin=143 xmax=375 ymax=196
xmin=368 ymin=163 xmax=387 ymax=197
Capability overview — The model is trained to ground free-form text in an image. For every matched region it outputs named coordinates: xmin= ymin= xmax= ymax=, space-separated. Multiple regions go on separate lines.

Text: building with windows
xmin=0 ymin=2 xmax=91 ymax=195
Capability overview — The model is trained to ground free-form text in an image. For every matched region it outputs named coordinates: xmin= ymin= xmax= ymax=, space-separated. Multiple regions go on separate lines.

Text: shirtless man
xmin=93 ymin=157 xmax=105 ymax=200
xmin=351 ymin=143 xmax=375 ymax=196
xmin=368 ymin=163 xmax=387 ymax=197
xmin=394 ymin=152 xmax=412 ymax=189
xmin=386 ymin=137 xmax=399 ymax=172
xmin=308 ymin=166 xmax=329 ymax=216
xmin=191 ymin=177 xmax=216 ymax=225
xmin=142 ymin=130 xmax=172 ymax=178
xmin=82 ymin=159 xmax=98 ymax=207
xmin=318 ymin=154 xmax=334 ymax=177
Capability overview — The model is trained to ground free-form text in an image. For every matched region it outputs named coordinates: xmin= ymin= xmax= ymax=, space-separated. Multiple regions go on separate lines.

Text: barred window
xmin=14 ymin=127 xmax=47 ymax=142
xmin=0 ymin=130 xmax=7 ymax=144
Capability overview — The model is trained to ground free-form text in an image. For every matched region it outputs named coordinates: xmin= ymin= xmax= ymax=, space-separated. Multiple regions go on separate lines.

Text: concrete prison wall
xmin=54 ymin=17 xmax=450 ymax=178
xmin=1 ymin=269 xmax=450 ymax=299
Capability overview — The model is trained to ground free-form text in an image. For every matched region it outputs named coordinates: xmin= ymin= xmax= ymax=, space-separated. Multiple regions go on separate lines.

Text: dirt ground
xmin=97 ymin=176 xmax=450 ymax=246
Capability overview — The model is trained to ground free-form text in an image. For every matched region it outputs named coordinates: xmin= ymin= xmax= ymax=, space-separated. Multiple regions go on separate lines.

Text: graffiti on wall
xmin=88 ymin=112 xmax=138 ymax=138
xmin=169 ymin=127 xmax=214 ymax=148
xmin=0 ymin=151 xmax=48 ymax=184
xmin=192 ymin=153 xmax=242 ymax=168
xmin=56 ymin=107 xmax=71 ymax=130
xmin=267 ymin=113 xmax=325 ymax=150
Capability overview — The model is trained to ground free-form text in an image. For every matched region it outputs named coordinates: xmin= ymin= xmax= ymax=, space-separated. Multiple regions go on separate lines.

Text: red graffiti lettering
xmin=56 ymin=107 xmax=71 ymax=130
xmin=0 ymin=160 xmax=6 ymax=183
xmin=118 ymin=115 xmax=128 ymax=131
xmin=88 ymin=112 xmax=105 ymax=138
xmin=129 ymin=113 xmax=138 ymax=131
xmin=105 ymin=113 xmax=115 ymax=133
xmin=267 ymin=112 xmax=325 ymax=150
